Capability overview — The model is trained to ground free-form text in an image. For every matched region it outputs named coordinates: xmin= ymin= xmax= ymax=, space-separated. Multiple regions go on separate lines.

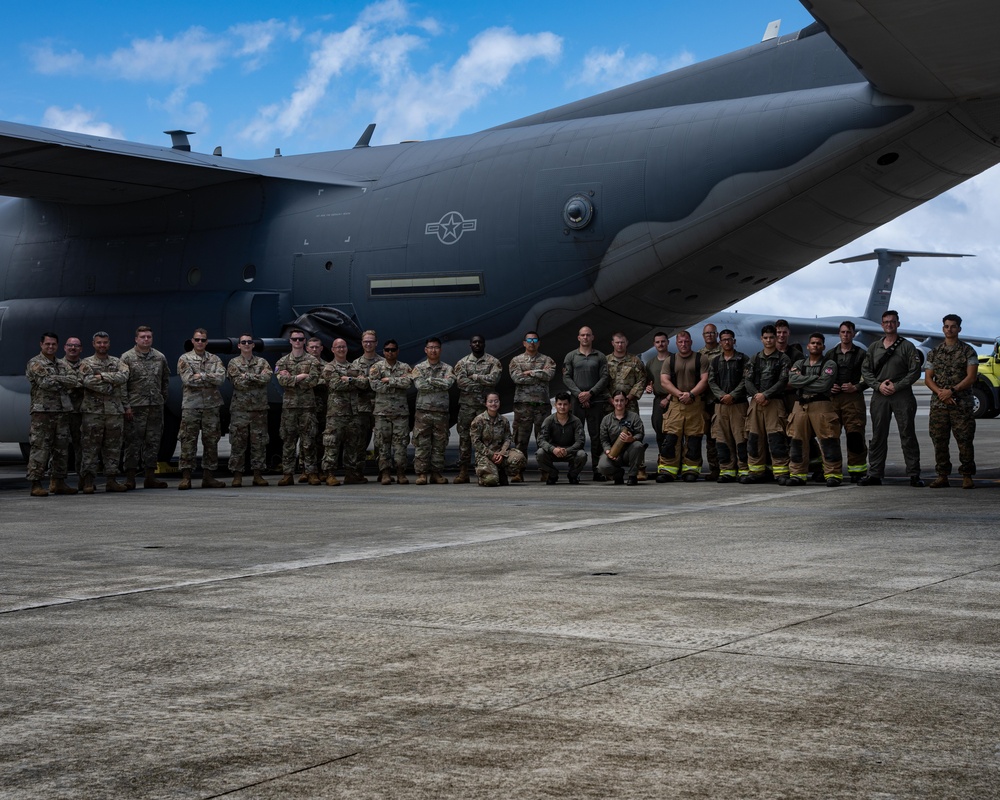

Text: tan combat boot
xmin=277 ymin=473 xmax=294 ymax=486
xmin=396 ymin=466 xmax=409 ymax=485
xmin=379 ymin=468 xmax=392 ymax=485
xmin=297 ymin=472 xmax=309 ymax=483
xmin=963 ymin=475 xmax=975 ymax=489
xmin=202 ymin=470 xmax=225 ymax=488
xmin=929 ymin=475 xmax=950 ymax=489
xmin=307 ymin=473 xmax=322 ymax=486
xmin=144 ymin=468 xmax=168 ymax=489
xmin=343 ymin=471 xmax=366 ymax=485
xmin=431 ymin=472 xmax=448 ymax=485
xmin=53 ymin=479 xmax=78 ymax=495
xmin=231 ymin=472 xmax=243 ymax=488
xmin=30 ymin=481 xmax=49 ymax=497
xmin=106 ymin=477 xmax=127 ymax=492
xmin=252 ymin=470 xmax=270 ymax=487
xmin=325 ymin=473 xmax=341 ymax=486
xmin=178 ymin=469 xmax=192 ymax=490
xmin=81 ymin=475 xmax=95 ymax=495
xmin=415 ymin=474 xmax=428 ymax=485
xmin=637 ymin=466 xmax=648 ymax=482
xmin=48 ymin=477 xmax=57 ymax=494
xmin=453 ymin=464 xmax=470 ymax=484
xmin=124 ymin=470 xmax=137 ymax=490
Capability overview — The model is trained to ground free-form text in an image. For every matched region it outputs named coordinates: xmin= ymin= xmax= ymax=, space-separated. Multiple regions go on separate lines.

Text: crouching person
xmin=598 ymin=390 xmax=645 ymax=485
xmin=471 ymin=392 xmax=526 ymax=486
xmin=536 ymin=392 xmax=588 ymax=485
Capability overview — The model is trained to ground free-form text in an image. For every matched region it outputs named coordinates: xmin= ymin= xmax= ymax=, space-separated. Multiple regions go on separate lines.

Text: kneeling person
xmin=471 ymin=392 xmax=526 ymax=486
xmin=537 ymin=392 xmax=587 ymax=484
xmin=599 ymin=390 xmax=645 ymax=485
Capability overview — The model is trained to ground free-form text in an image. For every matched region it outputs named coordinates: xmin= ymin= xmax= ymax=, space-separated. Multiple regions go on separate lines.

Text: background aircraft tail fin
xmin=831 ymin=249 xmax=973 ymax=323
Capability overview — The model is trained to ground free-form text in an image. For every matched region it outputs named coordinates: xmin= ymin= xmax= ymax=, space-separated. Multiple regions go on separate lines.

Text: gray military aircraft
xmin=2 ymin=0 xmax=999 ymax=452
xmin=683 ymin=249 xmax=995 ymax=357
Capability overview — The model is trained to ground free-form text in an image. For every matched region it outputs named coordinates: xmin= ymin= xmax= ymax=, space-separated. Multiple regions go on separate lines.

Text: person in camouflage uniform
xmin=26 ymin=332 xmax=79 ymax=496
xmin=369 ymin=338 xmax=413 ymax=484
xmin=59 ymin=336 xmax=85 ymax=480
xmin=411 ymin=337 xmax=455 ymax=484
xmin=79 ymin=331 xmax=130 ymax=493
xmin=121 ymin=325 xmax=170 ymax=489
xmin=924 ymin=314 xmax=979 ymax=489
xmin=275 ymin=329 xmax=322 ymax=485
xmin=177 ymin=328 xmax=226 ymax=489
xmin=351 ymin=330 xmax=382 ymax=478
xmin=508 ymin=331 xmax=556 ymax=481
xmin=321 ymin=338 xmax=366 ymax=485
xmin=303 ymin=337 xmax=328 ymax=481
xmin=227 ymin=334 xmax=272 ymax=487
xmin=470 ymin=392 xmax=526 ymax=487
xmin=453 ymin=334 xmax=501 ymax=484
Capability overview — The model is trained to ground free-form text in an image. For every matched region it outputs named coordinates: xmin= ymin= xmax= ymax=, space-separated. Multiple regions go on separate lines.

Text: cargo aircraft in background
xmin=684 ymin=248 xmax=995 ymax=357
xmin=2 ymin=0 xmax=1000 ymax=455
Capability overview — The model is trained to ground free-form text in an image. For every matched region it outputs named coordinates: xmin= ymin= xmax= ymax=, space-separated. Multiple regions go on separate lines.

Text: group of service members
xmin=24 ymin=310 xmax=978 ymax=495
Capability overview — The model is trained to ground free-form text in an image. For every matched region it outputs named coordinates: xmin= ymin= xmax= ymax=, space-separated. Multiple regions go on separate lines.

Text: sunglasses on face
xmin=524 ymin=338 xmax=539 ymax=344
xmin=383 ymin=347 xmax=398 ymax=352
xmin=192 ymin=337 xmax=207 ymax=342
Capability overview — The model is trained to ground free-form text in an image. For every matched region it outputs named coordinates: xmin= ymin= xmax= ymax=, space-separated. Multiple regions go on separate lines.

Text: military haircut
xmin=719 ymin=329 xmax=735 ymax=339
xmin=135 ymin=325 xmax=152 ymax=335
xmin=882 ymin=310 xmax=899 ymax=322
xmin=554 ymin=391 xmax=571 ymax=403
xmin=943 ymin=313 xmax=962 ymax=327
xmin=40 ymin=331 xmax=59 ymax=343
xmin=775 ymin=319 xmax=790 ymax=329
xmin=384 ymin=338 xmax=399 ymax=348
xmin=193 ymin=327 xmax=208 ymax=337
xmin=92 ymin=330 xmax=110 ymax=341
xmin=760 ymin=324 xmax=777 ymax=336
xmin=809 ymin=332 xmax=825 ymax=343
xmin=839 ymin=320 xmax=856 ymax=332
xmin=425 ymin=336 xmax=442 ymax=346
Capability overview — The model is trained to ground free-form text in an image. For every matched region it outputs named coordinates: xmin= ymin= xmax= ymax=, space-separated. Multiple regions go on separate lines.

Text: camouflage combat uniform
xmin=351 ymin=353 xmax=382 ymax=470
xmin=227 ymin=353 xmax=272 ymax=473
xmin=454 ymin=352 xmax=502 ymax=470
xmin=411 ymin=358 xmax=454 ymax=476
xmin=121 ymin=346 xmax=170 ymax=472
xmin=369 ymin=358 xmax=413 ymax=473
xmin=470 ymin=411 xmax=525 ymax=486
xmin=322 ymin=358 xmax=368 ymax=477
xmin=79 ymin=353 xmax=130 ymax=480
xmin=508 ymin=352 xmax=556 ymax=467
xmin=926 ymin=340 xmax=978 ymax=478
xmin=274 ymin=352 xmax=322 ymax=475
xmin=25 ymin=353 xmax=79 ymax=481
xmin=60 ymin=356 xmax=85 ymax=474
xmin=605 ymin=352 xmax=647 ymax=416
xmin=177 ymin=350 xmax=225 ymax=471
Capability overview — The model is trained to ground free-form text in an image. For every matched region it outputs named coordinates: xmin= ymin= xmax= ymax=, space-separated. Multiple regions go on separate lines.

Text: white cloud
xmin=41 ymin=105 xmax=124 ymax=139
xmin=574 ymin=47 xmax=695 ymax=90
xmin=29 ymin=44 xmax=86 ymax=74
xmin=230 ymin=19 xmax=301 ymax=71
xmin=365 ymin=27 xmax=563 ymax=143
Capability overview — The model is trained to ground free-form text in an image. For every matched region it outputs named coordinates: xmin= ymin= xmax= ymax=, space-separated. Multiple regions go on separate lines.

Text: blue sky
xmin=2 ymin=0 xmax=997 ymax=340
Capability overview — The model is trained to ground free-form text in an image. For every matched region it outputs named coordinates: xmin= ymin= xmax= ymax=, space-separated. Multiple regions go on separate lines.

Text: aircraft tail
xmin=831 ymin=249 xmax=973 ymax=323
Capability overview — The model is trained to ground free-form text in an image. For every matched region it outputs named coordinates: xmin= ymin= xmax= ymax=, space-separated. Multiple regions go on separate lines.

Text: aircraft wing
xmin=0 ymin=120 xmax=367 ymax=205
xmin=801 ymin=0 xmax=1000 ymax=100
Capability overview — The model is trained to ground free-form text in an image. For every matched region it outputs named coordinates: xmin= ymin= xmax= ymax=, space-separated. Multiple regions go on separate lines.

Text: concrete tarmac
xmin=2 ymin=389 xmax=998 ymax=799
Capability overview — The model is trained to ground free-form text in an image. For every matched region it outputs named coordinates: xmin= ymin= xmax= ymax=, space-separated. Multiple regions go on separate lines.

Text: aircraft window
xmin=877 ymin=152 xmax=900 ymax=166
xmin=243 ymin=264 xmax=256 ymax=283
xmin=370 ymin=273 xmax=483 ymax=298
xmin=187 ymin=268 xmax=201 ymax=287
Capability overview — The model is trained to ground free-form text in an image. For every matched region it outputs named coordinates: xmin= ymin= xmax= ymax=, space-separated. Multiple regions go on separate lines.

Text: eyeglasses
xmin=192 ymin=337 xmax=207 ymax=342
xmin=290 ymin=336 xmax=305 ymax=342
xmin=65 ymin=344 xmax=81 ymax=348
xmin=524 ymin=338 xmax=539 ymax=344
xmin=383 ymin=347 xmax=398 ymax=352
xmin=239 ymin=340 xmax=254 ymax=345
